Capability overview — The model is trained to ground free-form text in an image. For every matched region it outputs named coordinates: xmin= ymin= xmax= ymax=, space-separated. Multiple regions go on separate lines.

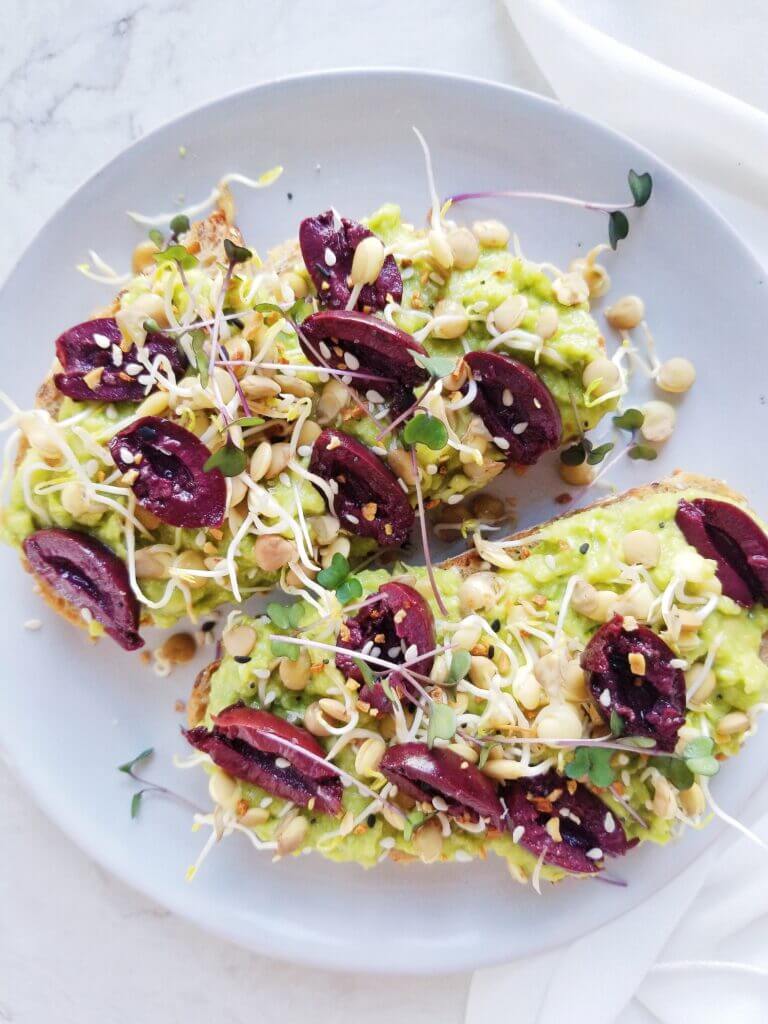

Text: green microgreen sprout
xmin=118 ymin=746 xmax=200 ymax=820
xmin=224 ymin=238 xmax=253 ymax=264
xmin=154 ymin=244 xmax=198 ymax=270
xmin=203 ymin=438 xmax=246 ymax=477
xmin=315 ymin=552 xmax=363 ymax=605
xmin=629 ymin=444 xmax=658 ymax=462
xmin=143 ymin=317 xmax=161 ymax=334
xmin=169 ymin=213 xmax=190 ymax=237
xmin=628 ymin=170 xmax=653 ymax=207
xmin=613 ymin=408 xmax=645 ymax=431
xmin=148 ymin=228 xmax=165 ymax=248
xmin=608 ymin=211 xmax=629 ymax=251
xmin=353 ymin=656 xmax=376 ymax=687
xmin=415 ymin=353 xmax=458 ymax=380
xmin=402 ymin=413 xmax=448 ymax=451
xmin=266 ymin=602 xmax=304 ymax=631
xmin=448 ymin=649 xmax=472 ymax=685
xmin=189 ymin=329 xmax=209 ymax=387
xmin=229 ymin=415 xmax=265 ymax=429
xmin=427 ymin=703 xmax=457 ymax=747
xmin=560 ymin=437 xmax=615 ymax=468
xmin=270 ymin=638 xmax=301 ymax=661
xmin=403 ymin=809 xmax=426 ymax=842
xmin=610 ymin=710 xmax=625 ymax=737
xmin=681 ymin=736 xmax=720 ymax=777
xmin=565 ymin=745 xmax=616 ymax=788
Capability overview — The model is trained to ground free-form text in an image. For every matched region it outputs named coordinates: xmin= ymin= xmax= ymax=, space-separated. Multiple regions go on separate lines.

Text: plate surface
xmin=2 ymin=69 xmax=767 ymax=974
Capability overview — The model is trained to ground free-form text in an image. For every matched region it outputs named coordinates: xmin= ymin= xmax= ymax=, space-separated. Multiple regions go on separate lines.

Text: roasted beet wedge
xmin=109 ymin=417 xmax=226 ymax=529
xmin=582 ymin=616 xmax=685 ymax=752
xmin=463 ymin=351 xmax=561 ymax=465
xmin=298 ymin=210 xmax=402 ymax=311
xmin=54 ymin=317 xmax=186 ymax=403
xmin=380 ymin=743 xmax=504 ymax=829
xmin=23 ymin=528 xmax=143 ymax=650
xmin=309 ymin=429 xmax=414 ymax=546
xmin=502 ymin=770 xmax=637 ymax=874
xmin=676 ymin=498 xmax=768 ymax=607
xmin=335 ymin=582 xmax=435 ymax=711
xmin=184 ymin=705 xmax=343 ymax=815
xmin=300 ymin=310 xmax=429 ymax=417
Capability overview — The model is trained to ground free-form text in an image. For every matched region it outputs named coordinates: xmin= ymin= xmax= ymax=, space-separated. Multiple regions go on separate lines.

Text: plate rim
xmin=1 ymin=66 xmax=764 ymax=975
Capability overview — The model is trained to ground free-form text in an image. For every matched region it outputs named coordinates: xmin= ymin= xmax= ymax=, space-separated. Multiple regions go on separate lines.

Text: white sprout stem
xmin=409 ymin=448 xmax=448 ymax=615
xmin=446 ymin=190 xmax=634 ymax=213
xmin=127 ymin=168 xmax=282 ymax=227
xmin=412 ymin=126 xmax=443 ymax=231
xmin=700 ymin=778 xmax=768 ymax=854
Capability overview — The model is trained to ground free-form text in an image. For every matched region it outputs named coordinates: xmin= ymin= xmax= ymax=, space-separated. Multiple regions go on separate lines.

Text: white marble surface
xmin=0 ymin=3 xmax=547 ymax=1021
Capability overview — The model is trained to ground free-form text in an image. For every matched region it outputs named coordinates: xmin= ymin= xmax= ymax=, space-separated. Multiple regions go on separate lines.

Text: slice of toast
xmin=187 ymin=470 xmax=754 ymax=726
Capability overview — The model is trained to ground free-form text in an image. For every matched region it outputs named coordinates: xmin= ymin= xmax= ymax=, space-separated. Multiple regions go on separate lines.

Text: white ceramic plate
xmin=2 ymin=70 xmax=767 ymax=974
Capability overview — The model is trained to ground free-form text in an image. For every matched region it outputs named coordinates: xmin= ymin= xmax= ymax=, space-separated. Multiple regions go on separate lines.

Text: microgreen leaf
xmin=686 ymin=756 xmax=720 ymax=777
xmin=624 ymin=735 xmax=658 ymax=749
xmin=586 ymin=442 xmax=614 ymax=465
xmin=613 ymin=408 xmax=645 ymax=431
xmin=561 ymin=441 xmax=588 ymax=466
xmin=169 ymin=213 xmax=190 ymax=236
xmin=131 ymin=790 xmax=145 ymax=819
xmin=610 ymin=710 xmax=625 ymax=737
xmin=252 ymin=301 xmax=286 ymax=318
xmin=427 ymin=703 xmax=457 ymax=747
xmin=224 ymin=238 xmax=253 ymax=264
xmin=188 ymin=329 xmax=209 ymax=387
xmin=271 ymin=638 xmax=300 ymax=661
xmin=143 ymin=318 xmax=161 ymax=335
xmin=655 ymin=756 xmax=695 ymax=792
xmin=381 ymin=678 xmax=397 ymax=703
xmin=628 ymin=444 xmax=658 ymax=461
xmin=148 ymin=228 xmax=165 ymax=247
xmin=229 ymin=415 xmax=265 ymax=429
xmin=316 ymin=552 xmax=351 ymax=590
xmin=402 ymin=414 xmax=448 ymax=451
xmin=608 ymin=210 xmax=630 ymax=250
xmin=448 ymin=649 xmax=472 ymax=684
xmin=288 ymin=603 xmax=304 ymax=628
xmin=154 ymin=244 xmax=198 ymax=270
xmin=415 ymin=353 xmax=458 ymax=379
xmin=565 ymin=746 xmax=616 ymax=788
xmin=403 ymin=809 xmax=426 ymax=842
xmin=353 ymin=656 xmax=375 ymax=686
xmin=683 ymin=737 xmax=714 ymax=760
xmin=118 ymin=747 xmax=154 ymax=774
xmin=336 ymin=577 xmax=363 ymax=605
xmin=204 ymin=440 xmax=246 ymax=477
xmin=628 ymin=170 xmax=653 ymax=208
xmin=477 ymin=745 xmax=491 ymax=769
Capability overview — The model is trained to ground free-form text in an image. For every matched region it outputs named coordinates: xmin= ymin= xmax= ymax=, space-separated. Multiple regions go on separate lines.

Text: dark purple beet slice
xmin=109 ymin=416 xmax=226 ymax=529
xmin=54 ymin=317 xmax=187 ymax=403
xmin=380 ymin=742 xmax=504 ymax=829
xmin=300 ymin=310 xmax=429 ymax=417
xmin=23 ymin=528 xmax=143 ymax=650
xmin=184 ymin=704 xmax=343 ymax=815
xmin=336 ymin=582 xmax=435 ymax=710
xmin=502 ymin=770 xmax=637 ymax=874
xmin=675 ymin=498 xmax=768 ymax=607
xmin=309 ymin=429 xmax=414 ymax=547
xmin=298 ymin=210 xmax=402 ymax=311
xmin=463 ymin=351 xmax=561 ymax=465
xmin=582 ymin=616 xmax=685 ymax=752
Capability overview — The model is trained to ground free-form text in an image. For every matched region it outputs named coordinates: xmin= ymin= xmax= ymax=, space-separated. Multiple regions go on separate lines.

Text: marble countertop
xmin=0 ymin=2 xmax=547 ymax=1021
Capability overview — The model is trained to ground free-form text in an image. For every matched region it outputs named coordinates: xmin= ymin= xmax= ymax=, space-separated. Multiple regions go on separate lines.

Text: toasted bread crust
xmin=188 ymin=658 xmax=220 ymax=727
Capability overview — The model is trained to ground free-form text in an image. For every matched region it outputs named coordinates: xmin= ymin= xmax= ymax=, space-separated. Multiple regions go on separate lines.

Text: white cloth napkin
xmin=467 ymin=3 xmax=768 ymax=1020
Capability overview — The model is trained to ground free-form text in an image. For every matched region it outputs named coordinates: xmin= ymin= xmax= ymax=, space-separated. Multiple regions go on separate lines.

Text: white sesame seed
xmin=586 ymin=847 xmax=603 ymax=860
xmin=297 ymin=445 xmax=312 ymax=458
xmin=111 ymin=345 xmax=123 ymax=367
xmin=125 ymin=363 xmax=143 ymax=376
xmin=493 ymin=436 xmax=510 ymax=450
xmin=512 ymin=825 xmax=525 ymax=843
xmin=599 ymin=688 xmax=612 ymax=707
xmin=93 ymin=333 xmax=111 ymax=349
xmin=447 ymin=493 xmax=464 ymax=505
xmin=404 ymin=643 xmax=418 ymax=662
xmin=533 ymin=398 xmax=542 ymax=409
xmin=388 ymin=647 xmax=400 ymax=659
xmin=23 ymin=619 xmax=42 ymax=631
xmin=432 ymin=795 xmax=449 ymax=811
xmin=502 ymin=389 xmax=514 ymax=407
xmin=119 ymin=446 xmax=135 ymax=464
xmin=380 ymin=836 xmax=395 ymax=849
xmin=512 ymin=421 xmax=528 ymax=435
xmin=604 ymin=812 xmax=616 ymax=833
xmin=345 ymin=514 xmax=359 ymax=524
xmin=319 ymin=342 xmax=332 ymax=360
xmin=343 ymin=351 xmax=360 ymax=371
xmin=260 ymin=796 xmax=273 ymax=808
xmin=366 ymin=390 xmax=385 ymax=403
xmin=274 ymin=756 xmax=291 ymax=769
xmin=324 ymin=247 xmax=337 ymax=267
xmin=426 ymin=464 xmax=438 ymax=475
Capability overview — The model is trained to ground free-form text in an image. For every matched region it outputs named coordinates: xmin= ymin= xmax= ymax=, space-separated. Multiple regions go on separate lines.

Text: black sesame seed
xmin=287 ymin=192 xmax=293 ymax=200
xmin=366 ymin=814 xmax=376 ymax=828
xmin=314 ymin=261 xmax=332 ymax=279
xmin=202 ymin=620 xmax=216 ymax=632
xmin=234 ymin=655 xmax=251 ymax=664
xmin=487 ymin=645 xmax=495 ymax=659
xmin=579 ymin=542 xmax=590 ymax=554
xmin=491 ymin=618 xmax=501 ymax=632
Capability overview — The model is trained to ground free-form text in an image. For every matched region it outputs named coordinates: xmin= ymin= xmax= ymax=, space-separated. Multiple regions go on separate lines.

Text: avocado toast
xmin=2 ymin=196 xmax=615 ymax=649
xmin=181 ymin=473 xmax=768 ymax=884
